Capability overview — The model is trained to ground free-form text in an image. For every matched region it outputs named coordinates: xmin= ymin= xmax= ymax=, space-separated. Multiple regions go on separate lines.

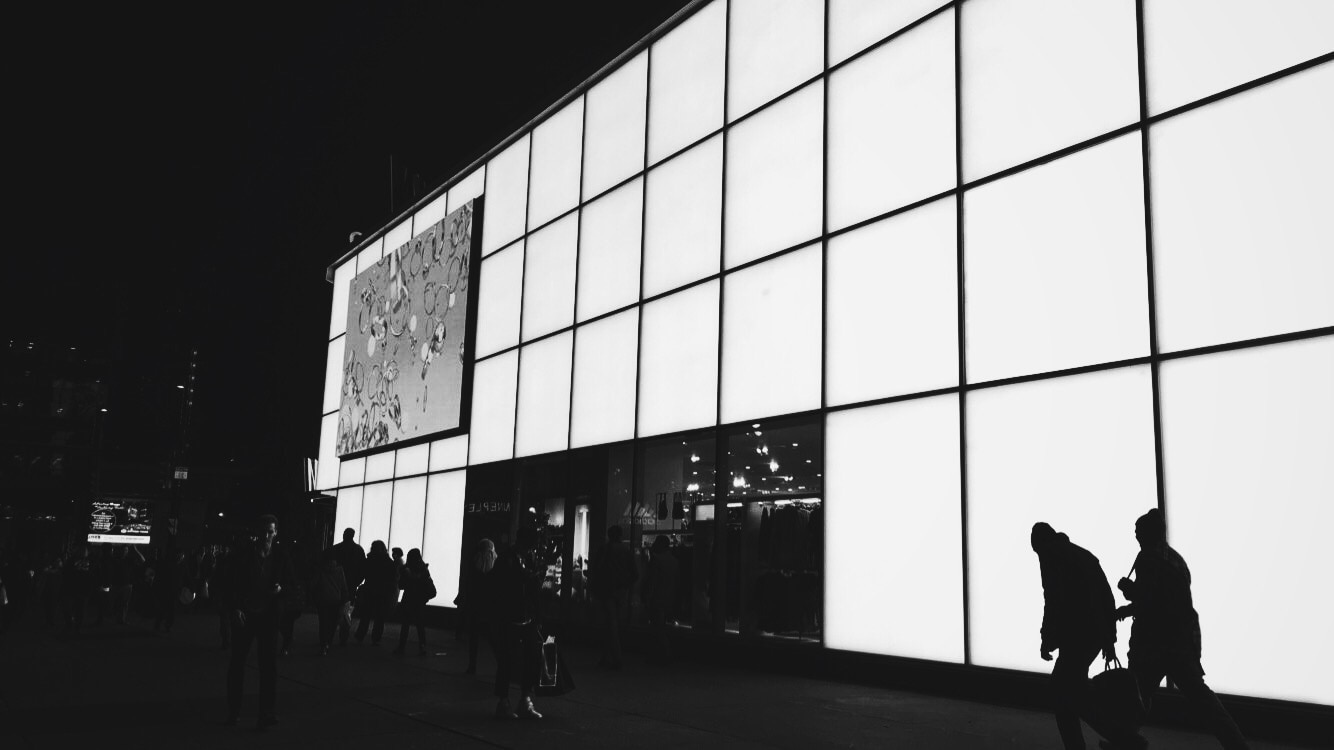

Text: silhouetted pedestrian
xmin=461 ymin=538 xmax=496 ymax=674
xmin=394 ymin=548 xmax=434 ymax=655
xmin=279 ymin=540 xmax=309 ymax=656
xmin=1113 ymin=509 xmax=1250 ymax=750
xmin=61 ymin=547 xmax=91 ymax=632
xmin=354 ymin=540 xmax=397 ymax=645
xmin=222 ymin=514 xmax=295 ymax=729
xmin=644 ymin=535 xmax=679 ymax=665
xmin=313 ymin=548 xmax=349 ymax=656
xmin=330 ymin=528 xmax=365 ymax=646
xmin=482 ymin=528 xmax=545 ymax=720
xmin=591 ymin=525 xmax=637 ymax=669
xmin=152 ymin=550 xmax=185 ymax=632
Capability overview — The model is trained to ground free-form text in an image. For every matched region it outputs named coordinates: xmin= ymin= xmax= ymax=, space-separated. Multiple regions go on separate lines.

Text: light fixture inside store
xmin=791 ymin=443 xmax=799 ymax=447
xmin=727 ymin=502 xmax=742 ymax=508
xmin=768 ymin=459 xmax=779 ymax=472
xmin=754 ymin=430 xmax=762 ymax=436
xmin=752 ymin=423 xmax=760 ymax=428
xmin=690 ymin=453 xmax=700 ymax=463
xmin=686 ymin=483 xmax=700 ymax=492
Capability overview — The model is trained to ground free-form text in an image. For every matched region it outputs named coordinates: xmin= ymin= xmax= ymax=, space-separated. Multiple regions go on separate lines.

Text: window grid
xmin=321 ymin=1 xmax=1334 ymax=674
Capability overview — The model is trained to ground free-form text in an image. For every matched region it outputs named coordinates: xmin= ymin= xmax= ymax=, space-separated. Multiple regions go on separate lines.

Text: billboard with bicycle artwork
xmin=337 ymin=199 xmax=483 ymax=457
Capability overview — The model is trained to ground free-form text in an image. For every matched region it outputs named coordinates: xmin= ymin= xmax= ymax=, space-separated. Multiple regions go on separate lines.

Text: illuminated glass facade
xmin=319 ymin=0 xmax=1333 ymax=706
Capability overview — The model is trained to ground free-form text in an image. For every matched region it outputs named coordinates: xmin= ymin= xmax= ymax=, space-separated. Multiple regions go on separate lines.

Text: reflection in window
xmin=635 ymin=432 xmax=717 ymax=630
xmin=723 ymin=416 xmax=823 ymax=642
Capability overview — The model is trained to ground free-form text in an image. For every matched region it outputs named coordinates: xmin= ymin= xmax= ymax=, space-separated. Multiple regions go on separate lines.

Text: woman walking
xmin=393 ymin=549 xmax=435 ymax=655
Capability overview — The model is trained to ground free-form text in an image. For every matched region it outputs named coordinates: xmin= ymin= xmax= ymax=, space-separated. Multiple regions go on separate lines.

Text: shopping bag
xmin=340 ymin=601 xmax=354 ymax=630
xmin=535 ymin=634 xmax=576 ymax=697
xmin=1089 ymin=657 xmax=1147 ymax=730
xmin=178 ymin=586 xmax=196 ymax=606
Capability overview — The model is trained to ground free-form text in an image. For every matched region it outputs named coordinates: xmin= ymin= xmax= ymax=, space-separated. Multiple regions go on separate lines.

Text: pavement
xmin=0 ymin=608 xmax=1323 ymax=750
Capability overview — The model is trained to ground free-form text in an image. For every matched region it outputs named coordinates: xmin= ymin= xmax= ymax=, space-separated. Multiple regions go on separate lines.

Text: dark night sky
xmin=7 ymin=1 xmax=693 ymax=482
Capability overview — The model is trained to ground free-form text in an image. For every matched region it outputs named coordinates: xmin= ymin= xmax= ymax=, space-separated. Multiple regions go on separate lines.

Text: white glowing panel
xmin=583 ymin=51 xmax=647 ymax=199
xmin=394 ymin=443 xmax=429 ymax=478
xmin=727 ymin=0 xmax=824 ymax=120
xmin=1152 ymin=64 xmax=1334 ymax=353
xmin=725 ymin=82 xmax=823 ymax=268
xmin=424 ymin=470 xmax=467 ymax=606
xmin=967 ymin=366 xmax=1156 ymax=673
xmin=383 ymin=218 xmax=411 ymax=258
xmin=828 ymin=8 xmax=955 ymax=231
xmin=643 ymin=136 xmax=723 ymax=297
xmin=962 ymin=0 xmax=1139 ymax=181
xmin=468 ymin=350 xmax=518 ymax=465
xmin=721 ymin=246 xmax=822 ymax=424
xmin=475 ymin=241 xmax=524 ymax=357
xmin=827 ymin=197 xmax=958 ymax=405
xmin=333 ymin=486 xmax=363 ymax=542
xmin=571 ymin=309 xmax=639 ymax=448
xmin=965 ymin=134 xmax=1149 ymax=383
xmin=329 ymin=260 xmax=354 ymax=339
xmin=1145 ymin=0 xmax=1334 ymax=114
xmin=1159 ymin=337 xmax=1334 ymax=704
xmin=323 ymin=336 xmax=345 ymax=415
xmin=825 ymin=396 xmax=963 ymax=662
xmin=648 ymin=0 xmax=726 ymax=163
xmin=338 ymin=457 xmax=365 ymax=488
xmin=638 ymin=280 xmax=719 ymax=437
xmin=515 ymin=332 xmax=573 ymax=458
xmin=356 ymin=237 xmax=383 ymax=274
xmin=522 ymin=215 xmax=578 ymax=341
xmin=829 ymin=0 xmax=948 ymax=65
xmin=365 ymin=451 xmax=394 ymax=483
xmin=577 ymin=179 xmax=643 ymax=322
xmin=446 ymin=168 xmax=485 ymax=215
xmin=360 ymin=482 xmax=393 ymax=549
xmin=429 ymin=435 xmax=469 ymax=472
xmin=317 ymin=412 xmax=339 ymax=491
xmin=528 ymin=98 xmax=584 ymax=230
xmin=388 ymin=476 xmax=427 ymax=555
xmin=482 ymin=136 xmax=529 ymax=256
xmin=412 ymin=192 xmax=450 ymax=236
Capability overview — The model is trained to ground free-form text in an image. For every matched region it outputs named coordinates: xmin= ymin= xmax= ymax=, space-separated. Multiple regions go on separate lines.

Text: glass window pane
xmin=643 ymin=136 xmax=723 ymax=297
xmin=571 ymin=309 xmax=639 ymax=448
xmin=468 ymin=350 xmax=518 ymax=465
xmin=323 ymin=336 xmax=345 ymax=415
xmin=965 ymin=133 xmax=1150 ymax=384
xmin=475 ymin=241 xmax=524 ymax=357
xmin=522 ymin=215 xmax=578 ymax=341
xmin=721 ymin=246 xmax=822 ymax=424
xmin=633 ymin=434 xmax=714 ymax=629
xmin=1151 ymin=64 xmax=1334 ymax=353
xmin=727 ymin=0 xmax=824 ymax=120
xmin=1159 ymin=337 xmax=1334 ymax=704
xmin=338 ymin=457 xmax=365 ymax=488
xmin=1145 ymin=0 xmax=1334 ymax=114
xmin=360 ymin=482 xmax=393 ymax=549
xmin=329 ymin=260 xmax=354 ymax=339
xmin=828 ymin=10 xmax=955 ymax=231
xmin=825 ymin=395 xmax=963 ymax=662
xmin=317 ymin=412 xmax=339 ymax=491
xmin=394 ymin=443 xmax=429 ymax=478
xmin=429 ymin=435 xmax=469 ymax=472
xmin=365 ymin=451 xmax=394 ymax=483
xmin=829 ymin=0 xmax=947 ymax=66
xmin=482 ymin=135 xmax=529 ymax=256
xmin=584 ymin=51 xmax=647 ymax=199
xmin=967 ymin=366 xmax=1156 ymax=673
xmin=356 ymin=237 xmax=383 ymax=274
xmin=648 ymin=0 xmax=726 ymax=164
xmin=528 ymin=98 xmax=584 ymax=230
xmin=962 ymin=0 xmax=1139 ymax=181
xmin=446 ymin=167 xmax=485 ymax=215
xmin=638 ymin=280 xmax=720 ymax=437
xmin=725 ymin=82 xmax=823 ymax=269
xmin=827 ymin=197 xmax=958 ymax=405
xmin=515 ymin=332 xmax=573 ymax=458
xmin=388 ymin=476 xmax=428 ymax=555
xmin=412 ymin=192 xmax=450 ymax=237
xmin=424 ymin=470 xmax=468 ymax=607
xmin=577 ymin=178 xmax=643 ymax=322
xmin=334 ymin=486 xmax=363 ymax=543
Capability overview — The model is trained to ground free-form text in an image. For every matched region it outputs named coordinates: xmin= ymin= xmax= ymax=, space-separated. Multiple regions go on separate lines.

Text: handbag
xmin=535 ymin=634 xmax=576 ymax=696
xmin=1089 ymin=656 xmax=1147 ymax=730
xmin=178 ymin=585 xmax=196 ymax=606
xmin=340 ymin=600 xmax=354 ymax=629
xmin=423 ymin=575 xmax=437 ymax=602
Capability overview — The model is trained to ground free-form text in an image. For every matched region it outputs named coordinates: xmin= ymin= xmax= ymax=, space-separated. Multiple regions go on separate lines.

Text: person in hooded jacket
xmin=393 ymin=548 xmax=434 ymax=655
xmin=354 ymin=540 xmax=397 ymax=645
xmin=481 ymin=527 xmax=545 ymax=720
xmin=313 ymin=548 xmax=349 ymax=656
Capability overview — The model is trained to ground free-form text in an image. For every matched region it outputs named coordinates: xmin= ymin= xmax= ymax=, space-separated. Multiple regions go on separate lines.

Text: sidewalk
xmin=0 ymin=610 xmax=1319 ymax=749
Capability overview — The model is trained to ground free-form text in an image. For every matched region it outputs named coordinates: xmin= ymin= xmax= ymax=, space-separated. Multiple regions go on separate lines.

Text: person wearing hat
xmin=1114 ymin=509 xmax=1250 ymax=750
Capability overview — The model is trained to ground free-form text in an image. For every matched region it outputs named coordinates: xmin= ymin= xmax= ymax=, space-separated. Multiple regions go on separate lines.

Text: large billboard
xmin=337 ymin=199 xmax=481 ymax=456
xmin=87 ymin=499 xmax=153 ymax=545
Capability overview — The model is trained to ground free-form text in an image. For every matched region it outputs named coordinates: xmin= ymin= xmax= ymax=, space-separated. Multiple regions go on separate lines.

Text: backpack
xmin=422 ymin=573 xmax=437 ymax=602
